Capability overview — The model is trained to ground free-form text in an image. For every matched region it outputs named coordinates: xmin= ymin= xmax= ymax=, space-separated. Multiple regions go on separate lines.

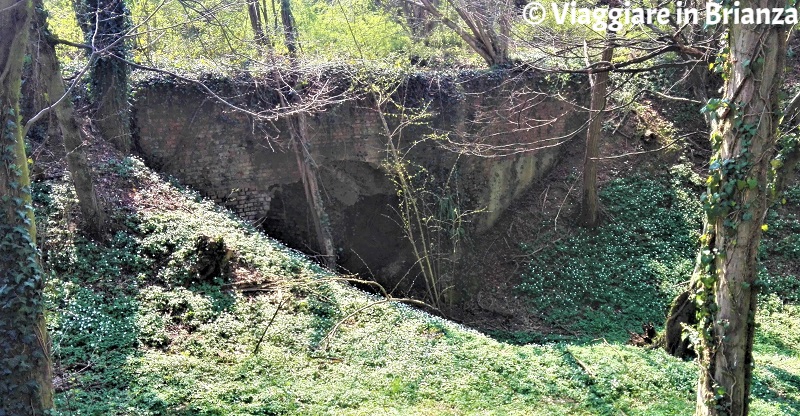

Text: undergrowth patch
xmin=518 ymin=172 xmax=703 ymax=340
xmin=760 ymin=185 xmax=800 ymax=303
xmin=35 ymin=157 xmax=800 ymax=415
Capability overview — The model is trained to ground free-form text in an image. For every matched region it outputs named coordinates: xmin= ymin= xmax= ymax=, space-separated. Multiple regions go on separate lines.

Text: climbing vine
xmin=1 ymin=106 xmax=50 ymax=412
xmin=693 ymin=99 xmax=762 ymax=412
xmin=74 ymin=0 xmax=133 ymax=150
xmin=689 ymin=10 xmax=788 ymax=412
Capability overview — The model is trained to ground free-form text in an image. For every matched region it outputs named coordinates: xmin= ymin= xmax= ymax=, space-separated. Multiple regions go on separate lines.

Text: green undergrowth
xmin=35 ymin=157 xmax=800 ymax=415
xmin=519 ymin=168 xmax=704 ymax=341
xmin=760 ymin=185 xmax=800 ymax=303
xmin=518 ymin=169 xmax=800 ymax=342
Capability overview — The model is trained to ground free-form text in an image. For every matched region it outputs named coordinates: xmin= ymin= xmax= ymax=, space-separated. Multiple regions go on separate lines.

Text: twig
xmin=319 ymin=296 xmax=434 ymax=351
xmin=252 ymin=296 xmax=288 ymax=355
xmin=564 ymin=348 xmax=596 ymax=381
xmin=511 ymin=236 xmax=564 ymax=259
xmin=555 ymin=173 xmax=580 ymax=231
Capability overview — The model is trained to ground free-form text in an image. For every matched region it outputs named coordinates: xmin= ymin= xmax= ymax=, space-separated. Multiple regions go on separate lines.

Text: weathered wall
xmin=132 ymin=70 xmax=586 ymax=291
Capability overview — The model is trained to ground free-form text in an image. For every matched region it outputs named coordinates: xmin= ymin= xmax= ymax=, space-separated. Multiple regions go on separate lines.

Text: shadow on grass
xmin=753 ymin=365 xmax=800 ymax=414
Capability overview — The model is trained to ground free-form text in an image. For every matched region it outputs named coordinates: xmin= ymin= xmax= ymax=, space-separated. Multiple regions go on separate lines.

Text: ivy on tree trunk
xmin=75 ymin=0 xmax=132 ymax=152
xmin=664 ymin=3 xmax=788 ymax=414
xmin=0 ymin=0 xmax=54 ymax=413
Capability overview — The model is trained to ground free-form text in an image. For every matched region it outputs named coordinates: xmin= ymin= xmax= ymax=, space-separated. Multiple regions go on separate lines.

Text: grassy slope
xmin=37 ymin=156 xmax=798 ymax=415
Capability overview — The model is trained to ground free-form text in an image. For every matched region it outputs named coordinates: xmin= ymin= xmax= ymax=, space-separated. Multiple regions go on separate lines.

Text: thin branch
xmin=22 ymin=58 xmax=93 ymax=137
xmin=50 ymin=36 xmax=91 ymax=50
xmin=590 ymin=134 xmax=694 ymax=160
xmin=319 ymin=296 xmax=434 ymax=351
xmin=782 ymin=89 xmax=800 ymax=127
xmin=252 ymin=296 xmax=288 ymax=355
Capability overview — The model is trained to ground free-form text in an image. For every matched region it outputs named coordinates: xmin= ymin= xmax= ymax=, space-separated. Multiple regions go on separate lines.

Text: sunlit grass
xmin=37 ymin=157 xmax=800 ymax=415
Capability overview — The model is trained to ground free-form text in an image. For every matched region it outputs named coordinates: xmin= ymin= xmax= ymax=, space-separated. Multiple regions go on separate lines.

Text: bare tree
xmin=375 ymin=0 xmax=441 ymax=42
xmin=406 ymin=0 xmax=513 ymax=66
xmin=30 ymin=0 xmax=107 ymax=237
xmin=579 ymin=28 xmax=615 ymax=227
xmin=280 ymin=0 xmax=299 ymax=56
xmin=247 ymin=0 xmax=273 ymax=51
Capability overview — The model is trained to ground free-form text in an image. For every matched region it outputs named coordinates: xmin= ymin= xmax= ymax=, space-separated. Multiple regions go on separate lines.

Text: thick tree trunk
xmin=579 ymin=32 xmax=614 ymax=227
xmin=0 ymin=0 xmax=54 ymax=413
xmin=75 ymin=0 xmax=132 ymax=152
xmin=664 ymin=287 xmax=697 ymax=357
xmin=686 ymin=4 xmax=787 ymax=414
xmin=32 ymin=0 xmax=106 ymax=237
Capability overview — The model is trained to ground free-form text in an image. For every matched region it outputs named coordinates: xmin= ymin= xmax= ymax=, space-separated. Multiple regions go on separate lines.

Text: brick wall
xmin=132 ymin=69 xmax=587 ymax=289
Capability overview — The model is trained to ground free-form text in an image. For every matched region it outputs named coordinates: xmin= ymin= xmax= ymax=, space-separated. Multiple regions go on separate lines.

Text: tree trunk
xmin=32 ymin=0 xmax=106 ymax=238
xmin=0 ymin=0 xmax=54 ymax=413
xmin=247 ymin=0 xmax=271 ymax=50
xmin=280 ymin=0 xmax=298 ymax=57
xmin=413 ymin=0 xmax=510 ymax=67
xmin=274 ymin=1 xmax=334 ymax=267
xmin=400 ymin=0 xmax=438 ymax=39
xmin=579 ymin=32 xmax=614 ymax=227
xmin=288 ymin=113 xmax=336 ymax=269
xmin=75 ymin=0 xmax=132 ymax=152
xmin=684 ymin=4 xmax=787 ymax=414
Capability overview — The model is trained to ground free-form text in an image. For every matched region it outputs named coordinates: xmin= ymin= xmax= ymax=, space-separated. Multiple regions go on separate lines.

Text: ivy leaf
xmin=737 ymin=180 xmax=747 ymax=190
xmin=747 ymin=178 xmax=758 ymax=189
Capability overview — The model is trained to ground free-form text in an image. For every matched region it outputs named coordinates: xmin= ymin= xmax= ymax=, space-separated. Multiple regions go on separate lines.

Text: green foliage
xmin=519 ymin=175 xmax=703 ymax=340
xmin=35 ymin=155 xmax=800 ymax=415
xmin=759 ymin=185 xmax=800 ymax=303
xmin=43 ymin=0 xmax=84 ymax=67
xmin=99 ymin=158 xmax=136 ymax=177
xmin=44 ymin=0 xmax=420 ymax=73
xmin=295 ymin=0 xmax=411 ymax=61
xmin=561 ymin=344 xmax=696 ymax=414
xmin=126 ymin=0 xmax=255 ymax=71
xmin=750 ymin=296 xmax=800 ymax=415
